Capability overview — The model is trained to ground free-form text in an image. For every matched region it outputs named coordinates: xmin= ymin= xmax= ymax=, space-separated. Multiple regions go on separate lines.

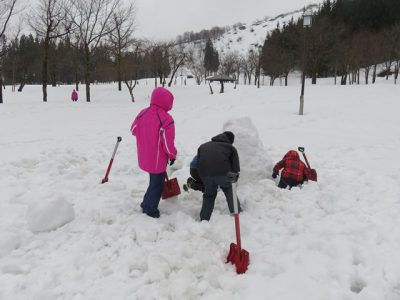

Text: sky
xmin=134 ymin=0 xmax=318 ymax=40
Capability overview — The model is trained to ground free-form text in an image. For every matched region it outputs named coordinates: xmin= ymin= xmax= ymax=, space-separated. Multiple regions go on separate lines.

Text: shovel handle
xmin=298 ymin=147 xmax=312 ymax=168
xmin=111 ymin=137 xmax=122 ymax=158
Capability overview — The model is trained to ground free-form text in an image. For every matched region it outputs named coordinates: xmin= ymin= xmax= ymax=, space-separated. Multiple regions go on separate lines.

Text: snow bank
xmin=26 ymin=198 xmax=75 ymax=233
xmin=223 ymin=117 xmax=272 ymax=183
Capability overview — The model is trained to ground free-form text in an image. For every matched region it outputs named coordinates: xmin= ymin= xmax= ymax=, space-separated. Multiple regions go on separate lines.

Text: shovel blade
xmin=236 ymin=249 xmax=250 ymax=274
xmin=308 ymin=168 xmax=317 ymax=181
xmin=226 ymin=243 xmax=250 ymax=274
xmin=226 ymin=243 xmax=238 ymax=264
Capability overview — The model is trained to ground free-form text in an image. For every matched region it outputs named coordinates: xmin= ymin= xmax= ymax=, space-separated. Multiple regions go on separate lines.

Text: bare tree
xmin=220 ymin=51 xmax=240 ymax=77
xmin=69 ymin=0 xmax=121 ymax=102
xmin=167 ymin=43 xmax=189 ymax=87
xmin=149 ymin=42 xmax=170 ymax=87
xmin=122 ymin=41 xmax=143 ymax=102
xmin=188 ymin=46 xmax=205 ymax=85
xmin=108 ymin=0 xmax=135 ymax=91
xmin=0 ymin=0 xmax=18 ymax=104
xmin=30 ymin=0 xmax=71 ymax=102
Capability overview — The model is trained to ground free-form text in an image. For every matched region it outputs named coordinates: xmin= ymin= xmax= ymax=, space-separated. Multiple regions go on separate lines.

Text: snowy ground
xmin=1 ymin=78 xmax=400 ymax=300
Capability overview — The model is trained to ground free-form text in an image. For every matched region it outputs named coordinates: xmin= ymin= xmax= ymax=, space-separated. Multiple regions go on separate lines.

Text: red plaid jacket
xmin=273 ymin=150 xmax=309 ymax=183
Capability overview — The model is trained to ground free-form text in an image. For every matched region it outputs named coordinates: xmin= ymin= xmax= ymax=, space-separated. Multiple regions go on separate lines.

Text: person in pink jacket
xmin=130 ymin=87 xmax=177 ymax=218
xmin=71 ymin=89 xmax=78 ymax=101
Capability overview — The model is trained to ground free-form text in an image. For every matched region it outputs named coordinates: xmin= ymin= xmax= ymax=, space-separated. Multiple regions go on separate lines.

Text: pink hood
xmin=150 ymin=87 xmax=174 ymax=111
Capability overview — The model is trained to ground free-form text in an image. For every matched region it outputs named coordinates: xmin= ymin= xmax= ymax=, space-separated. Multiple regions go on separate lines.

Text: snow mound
xmin=223 ymin=117 xmax=272 ymax=183
xmin=27 ymin=198 xmax=75 ymax=233
xmin=0 ymin=232 xmax=21 ymax=257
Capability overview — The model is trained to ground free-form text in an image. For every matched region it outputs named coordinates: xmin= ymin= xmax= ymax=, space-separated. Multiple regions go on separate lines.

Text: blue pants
xmin=141 ymin=172 xmax=166 ymax=218
xmin=200 ymin=176 xmax=241 ymax=221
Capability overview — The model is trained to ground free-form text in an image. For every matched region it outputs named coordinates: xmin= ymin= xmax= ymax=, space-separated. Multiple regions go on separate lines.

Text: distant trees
xmin=177 ymin=26 xmax=229 ymax=44
xmin=204 ymin=39 xmax=219 ymax=75
xmin=69 ymin=0 xmax=122 ymax=102
xmin=150 ymin=42 xmax=170 ymax=87
xmin=0 ymin=0 xmax=18 ymax=103
xmin=167 ymin=43 xmax=190 ymax=87
xmin=30 ymin=0 xmax=71 ymax=101
xmin=108 ymin=1 xmax=136 ymax=91
xmin=2 ymin=0 xmax=400 ymax=105
xmin=258 ymin=0 xmax=400 ymax=86
xmin=220 ymin=51 xmax=240 ymax=78
xmin=188 ymin=46 xmax=206 ymax=85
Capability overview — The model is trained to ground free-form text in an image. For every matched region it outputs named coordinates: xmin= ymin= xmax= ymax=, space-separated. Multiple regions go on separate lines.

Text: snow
xmin=223 ymin=117 xmax=272 ymax=184
xmin=26 ymin=198 xmax=75 ymax=233
xmin=1 ymin=77 xmax=400 ymax=299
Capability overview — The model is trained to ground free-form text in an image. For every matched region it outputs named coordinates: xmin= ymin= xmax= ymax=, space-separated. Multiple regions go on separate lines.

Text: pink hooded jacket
xmin=130 ymin=87 xmax=177 ymax=174
xmin=71 ymin=90 xmax=78 ymax=101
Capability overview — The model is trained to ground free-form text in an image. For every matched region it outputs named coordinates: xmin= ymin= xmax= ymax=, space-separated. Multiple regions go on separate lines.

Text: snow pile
xmin=223 ymin=117 xmax=272 ymax=184
xmin=0 ymin=233 xmax=21 ymax=258
xmin=26 ymin=198 xmax=75 ymax=233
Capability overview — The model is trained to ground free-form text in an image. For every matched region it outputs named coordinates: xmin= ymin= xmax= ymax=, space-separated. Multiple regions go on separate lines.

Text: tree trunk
xmin=42 ymin=37 xmax=49 ymax=102
xmin=168 ymin=57 xmax=185 ymax=87
xmin=385 ymin=60 xmax=391 ymax=80
xmin=364 ymin=67 xmax=370 ymax=84
xmin=284 ymin=73 xmax=288 ymax=86
xmin=394 ymin=61 xmax=399 ymax=84
xmin=117 ymin=51 xmax=122 ymax=91
xmin=51 ymin=72 xmax=56 ymax=87
xmin=220 ymin=81 xmax=224 ymax=93
xmin=75 ymin=72 xmax=79 ymax=91
xmin=208 ymin=82 xmax=213 ymax=94
xmin=311 ymin=64 xmax=317 ymax=84
xmin=84 ymin=45 xmax=91 ymax=102
xmin=372 ymin=65 xmax=377 ymax=84
xmin=18 ymin=73 xmax=27 ymax=91
xmin=340 ymin=73 xmax=347 ymax=85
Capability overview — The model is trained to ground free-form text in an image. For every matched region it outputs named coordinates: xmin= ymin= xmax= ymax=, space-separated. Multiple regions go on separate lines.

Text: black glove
xmin=272 ymin=173 xmax=278 ymax=179
xmin=169 ymin=159 xmax=175 ymax=166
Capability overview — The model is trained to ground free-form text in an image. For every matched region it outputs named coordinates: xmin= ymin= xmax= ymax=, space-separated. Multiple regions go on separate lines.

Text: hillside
xmin=183 ymin=4 xmax=320 ymax=56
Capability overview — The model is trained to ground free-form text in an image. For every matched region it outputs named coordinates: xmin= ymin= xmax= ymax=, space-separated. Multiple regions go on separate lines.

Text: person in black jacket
xmin=197 ymin=131 xmax=241 ymax=221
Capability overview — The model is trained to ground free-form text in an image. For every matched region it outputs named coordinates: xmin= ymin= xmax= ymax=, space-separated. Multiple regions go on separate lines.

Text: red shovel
xmin=226 ymin=172 xmax=250 ymax=274
xmin=161 ymin=173 xmax=181 ymax=200
xmin=101 ymin=136 xmax=122 ymax=184
xmin=298 ymin=147 xmax=317 ymax=181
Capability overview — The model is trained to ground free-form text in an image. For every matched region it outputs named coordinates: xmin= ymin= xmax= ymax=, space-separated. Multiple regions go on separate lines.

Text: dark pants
xmin=278 ymin=177 xmax=302 ymax=189
xmin=187 ymin=168 xmax=205 ymax=192
xmin=200 ymin=175 xmax=241 ymax=221
xmin=141 ymin=172 xmax=166 ymax=218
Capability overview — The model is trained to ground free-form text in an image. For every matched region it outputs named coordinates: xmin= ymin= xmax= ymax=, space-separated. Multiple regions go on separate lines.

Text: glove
xmin=272 ymin=173 xmax=278 ymax=179
xmin=169 ymin=159 xmax=175 ymax=166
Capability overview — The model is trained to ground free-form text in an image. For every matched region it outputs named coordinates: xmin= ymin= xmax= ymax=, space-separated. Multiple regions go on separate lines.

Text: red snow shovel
xmin=101 ymin=136 xmax=122 ymax=184
xmin=161 ymin=174 xmax=181 ymax=199
xmin=226 ymin=172 xmax=250 ymax=274
xmin=298 ymin=147 xmax=317 ymax=182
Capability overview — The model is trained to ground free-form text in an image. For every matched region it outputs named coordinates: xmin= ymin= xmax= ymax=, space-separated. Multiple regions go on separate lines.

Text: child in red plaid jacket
xmin=272 ymin=150 xmax=309 ymax=189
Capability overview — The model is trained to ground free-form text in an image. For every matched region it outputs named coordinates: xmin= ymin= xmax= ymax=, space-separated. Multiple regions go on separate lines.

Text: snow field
xmin=1 ymin=79 xmax=400 ymax=299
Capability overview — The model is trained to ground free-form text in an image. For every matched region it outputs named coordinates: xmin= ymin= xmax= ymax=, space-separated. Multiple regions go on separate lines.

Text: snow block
xmin=27 ymin=198 xmax=75 ymax=233
xmin=223 ymin=117 xmax=272 ymax=183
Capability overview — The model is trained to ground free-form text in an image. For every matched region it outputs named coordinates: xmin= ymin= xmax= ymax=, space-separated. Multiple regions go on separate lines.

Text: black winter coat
xmin=197 ymin=133 xmax=240 ymax=177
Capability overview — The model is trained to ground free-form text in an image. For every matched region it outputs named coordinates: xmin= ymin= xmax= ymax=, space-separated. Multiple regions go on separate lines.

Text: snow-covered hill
xmin=185 ymin=3 xmax=320 ymax=56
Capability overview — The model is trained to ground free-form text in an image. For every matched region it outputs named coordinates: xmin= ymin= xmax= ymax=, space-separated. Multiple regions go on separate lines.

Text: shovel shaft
xmin=101 ymin=137 xmax=122 ymax=183
xmin=301 ymin=152 xmax=311 ymax=169
xmin=234 ymin=213 xmax=242 ymax=251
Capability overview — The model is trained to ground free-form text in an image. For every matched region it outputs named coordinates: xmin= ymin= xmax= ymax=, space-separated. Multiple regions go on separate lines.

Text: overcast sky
xmin=134 ymin=0 xmax=318 ymax=40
